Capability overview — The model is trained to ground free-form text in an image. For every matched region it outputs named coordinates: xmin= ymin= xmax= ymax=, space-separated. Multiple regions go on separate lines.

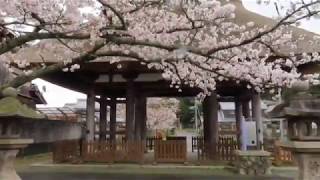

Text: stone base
xmin=234 ymin=150 xmax=272 ymax=176
xmin=0 ymin=149 xmax=21 ymax=180
xmin=281 ymin=141 xmax=320 ymax=180
xmin=0 ymin=139 xmax=33 ymax=180
xmin=294 ymin=153 xmax=320 ymax=180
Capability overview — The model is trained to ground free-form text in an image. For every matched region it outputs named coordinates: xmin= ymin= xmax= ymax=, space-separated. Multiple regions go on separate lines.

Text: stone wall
xmin=234 ymin=150 xmax=272 ymax=176
xmin=20 ymin=119 xmax=83 ymax=143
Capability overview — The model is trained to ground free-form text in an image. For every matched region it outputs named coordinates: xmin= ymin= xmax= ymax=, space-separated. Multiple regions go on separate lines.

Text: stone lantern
xmin=281 ymin=95 xmax=320 ymax=180
xmin=0 ymin=87 xmax=44 ymax=180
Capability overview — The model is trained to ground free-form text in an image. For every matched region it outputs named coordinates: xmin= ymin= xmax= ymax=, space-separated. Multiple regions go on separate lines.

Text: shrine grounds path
xmin=16 ymin=154 xmax=295 ymax=180
xmin=20 ymin=172 xmax=293 ymax=180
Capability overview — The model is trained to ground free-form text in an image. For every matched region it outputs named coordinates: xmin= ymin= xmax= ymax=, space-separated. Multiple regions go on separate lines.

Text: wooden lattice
xmin=154 ymin=139 xmax=187 ymax=163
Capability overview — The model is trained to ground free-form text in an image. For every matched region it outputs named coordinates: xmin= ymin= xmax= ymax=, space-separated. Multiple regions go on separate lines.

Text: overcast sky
xmin=33 ymin=0 xmax=320 ymax=107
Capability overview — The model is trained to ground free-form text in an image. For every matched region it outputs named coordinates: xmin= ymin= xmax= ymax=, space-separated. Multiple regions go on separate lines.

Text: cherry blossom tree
xmin=147 ymin=98 xmax=179 ymax=130
xmin=1 ymin=0 xmax=320 ymax=96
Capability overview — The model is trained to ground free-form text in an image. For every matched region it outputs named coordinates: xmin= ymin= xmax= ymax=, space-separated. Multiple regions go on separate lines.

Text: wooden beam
xmin=96 ymin=97 xmax=126 ymax=104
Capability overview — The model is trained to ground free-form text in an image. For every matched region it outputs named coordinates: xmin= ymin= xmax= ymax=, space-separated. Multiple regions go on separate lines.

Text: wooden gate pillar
xmin=86 ymin=88 xmax=96 ymax=141
xmin=202 ymin=92 xmax=219 ymax=158
xmin=99 ymin=95 xmax=107 ymax=141
xmin=109 ymin=97 xmax=117 ymax=143
xmin=140 ymin=97 xmax=147 ymax=142
xmin=135 ymin=96 xmax=147 ymax=141
xmin=235 ymin=98 xmax=243 ymax=149
xmin=126 ymin=78 xmax=135 ymax=141
xmin=252 ymin=93 xmax=263 ymax=150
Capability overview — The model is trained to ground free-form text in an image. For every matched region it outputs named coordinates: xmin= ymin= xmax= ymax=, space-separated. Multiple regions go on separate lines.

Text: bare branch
xmin=97 ymin=0 xmax=127 ymax=30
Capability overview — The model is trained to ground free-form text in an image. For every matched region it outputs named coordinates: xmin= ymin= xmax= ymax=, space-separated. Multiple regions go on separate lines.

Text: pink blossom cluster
xmin=1 ymin=0 xmax=320 ymax=95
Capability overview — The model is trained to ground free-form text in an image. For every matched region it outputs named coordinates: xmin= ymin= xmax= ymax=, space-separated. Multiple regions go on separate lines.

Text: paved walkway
xmin=18 ymin=164 xmax=294 ymax=180
xmin=20 ymin=172 xmax=292 ymax=180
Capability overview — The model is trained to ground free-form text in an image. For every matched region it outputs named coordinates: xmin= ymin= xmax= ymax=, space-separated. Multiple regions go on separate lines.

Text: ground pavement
xmin=16 ymin=146 xmax=296 ymax=180
xmin=20 ymin=172 xmax=292 ymax=180
xmin=17 ymin=163 xmax=295 ymax=180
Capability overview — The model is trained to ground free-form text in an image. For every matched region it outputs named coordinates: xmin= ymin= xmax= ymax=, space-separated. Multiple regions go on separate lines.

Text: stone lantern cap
xmin=280 ymin=96 xmax=320 ymax=141
xmin=0 ymin=87 xmax=44 ymax=119
xmin=284 ymin=97 xmax=320 ymax=118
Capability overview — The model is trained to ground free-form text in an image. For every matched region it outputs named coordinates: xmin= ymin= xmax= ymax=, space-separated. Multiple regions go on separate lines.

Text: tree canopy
xmin=1 ymin=0 xmax=320 ymax=96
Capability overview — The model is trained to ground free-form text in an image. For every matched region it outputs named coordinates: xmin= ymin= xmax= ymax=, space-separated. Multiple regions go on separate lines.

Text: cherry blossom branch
xmin=206 ymin=0 xmax=320 ymax=56
xmin=0 ymin=32 xmax=90 ymax=55
xmin=1 ymin=40 xmax=105 ymax=90
xmin=97 ymin=0 xmax=127 ymax=30
xmin=126 ymin=0 xmax=164 ymax=14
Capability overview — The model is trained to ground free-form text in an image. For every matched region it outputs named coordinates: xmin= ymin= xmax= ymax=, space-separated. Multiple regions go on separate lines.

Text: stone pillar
xmin=109 ymin=97 xmax=117 ymax=143
xmin=135 ymin=96 xmax=146 ymax=141
xmin=126 ymin=79 xmax=135 ymax=141
xmin=99 ymin=95 xmax=107 ymax=141
xmin=86 ymin=89 xmax=96 ymax=141
xmin=0 ymin=149 xmax=20 ymax=180
xmin=202 ymin=92 xmax=219 ymax=158
xmin=0 ymin=139 xmax=33 ymax=180
xmin=252 ymin=93 xmax=263 ymax=150
xmin=235 ymin=98 xmax=243 ymax=149
xmin=242 ymin=100 xmax=251 ymax=120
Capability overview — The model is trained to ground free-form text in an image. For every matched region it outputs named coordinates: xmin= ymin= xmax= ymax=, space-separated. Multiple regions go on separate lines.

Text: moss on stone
xmin=0 ymin=96 xmax=44 ymax=119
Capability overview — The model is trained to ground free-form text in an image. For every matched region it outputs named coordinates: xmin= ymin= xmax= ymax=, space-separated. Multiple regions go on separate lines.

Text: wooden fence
xmin=196 ymin=136 xmax=239 ymax=162
xmin=192 ymin=136 xmax=201 ymax=152
xmin=52 ymin=138 xmax=293 ymax=165
xmin=273 ymin=141 xmax=294 ymax=165
xmin=154 ymin=138 xmax=187 ymax=163
xmin=52 ymin=139 xmax=81 ymax=163
xmin=82 ymin=141 xmax=145 ymax=163
xmin=146 ymin=136 xmax=162 ymax=151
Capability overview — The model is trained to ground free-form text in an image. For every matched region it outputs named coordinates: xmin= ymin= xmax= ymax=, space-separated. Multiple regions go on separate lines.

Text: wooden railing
xmin=82 ymin=141 xmax=145 ymax=163
xmin=146 ymin=136 xmax=162 ymax=151
xmin=192 ymin=136 xmax=202 ymax=152
xmin=154 ymin=138 xmax=187 ymax=163
xmin=196 ymin=136 xmax=239 ymax=162
xmin=52 ymin=139 xmax=81 ymax=163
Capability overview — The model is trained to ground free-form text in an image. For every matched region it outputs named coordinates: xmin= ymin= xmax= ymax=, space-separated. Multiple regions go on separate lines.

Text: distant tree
xmin=147 ymin=98 xmax=179 ymax=130
xmin=177 ymin=98 xmax=195 ymax=128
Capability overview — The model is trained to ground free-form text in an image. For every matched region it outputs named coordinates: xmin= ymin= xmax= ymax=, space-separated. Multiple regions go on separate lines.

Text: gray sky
xmin=33 ymin=0 xmax=320 ymax=107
